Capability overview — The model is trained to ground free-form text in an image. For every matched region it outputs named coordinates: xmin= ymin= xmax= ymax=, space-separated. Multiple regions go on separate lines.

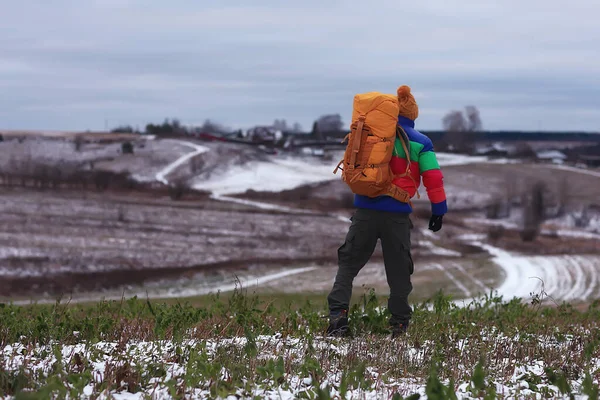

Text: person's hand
xmin=428 ymin=215 xmax=443 ymax=232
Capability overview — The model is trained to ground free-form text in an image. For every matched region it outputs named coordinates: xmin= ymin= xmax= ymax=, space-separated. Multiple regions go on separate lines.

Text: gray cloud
xmin=0 ymin=0 xmax=598 ymax=131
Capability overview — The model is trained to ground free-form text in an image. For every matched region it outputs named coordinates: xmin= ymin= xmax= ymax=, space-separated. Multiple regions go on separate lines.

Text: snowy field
xmin=0 ymin=189 xmax=350 ymax=299
xmin=3 ymin=138 xmax=600 ymax=400
xmin=3 ymin=332 xmax=599 ymax=399
xmin=0 ymin=136 xmax=196 ymax=183
xmin=2 ymin=137 xmax=600 ymax=307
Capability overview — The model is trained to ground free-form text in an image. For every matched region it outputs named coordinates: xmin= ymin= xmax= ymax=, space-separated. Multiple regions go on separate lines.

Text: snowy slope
xmin=191 ymin=152 xmax=508 ymax=196
xmin=193 ymin=155 xmax=343 ymax=196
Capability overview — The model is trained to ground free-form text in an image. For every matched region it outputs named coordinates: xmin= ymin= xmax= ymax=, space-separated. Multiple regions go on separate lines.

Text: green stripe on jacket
xmin=393 ymin=138 xmax=423 ymax=162
xmin=419 ymin=151 xmax=441 ymax=172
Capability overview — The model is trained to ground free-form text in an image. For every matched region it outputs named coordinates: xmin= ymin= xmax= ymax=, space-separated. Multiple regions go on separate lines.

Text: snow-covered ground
xmin=193 ymin=155 xmax=343 ymax=196
xmin=2 ymin=333 xmax=598 ymax=399
xmin=191 ymin=152 xmax=513 ymax=197
xmin=436 ymin=153 xmax=490 ymax=166
xmin=464 ymin=213 xmax=600 ymax=239
xmin=210 ymin=194 xmax=323 ymax=214
xmin=5 ymin=139 xmax=600 ymax=306
xmin=478 ymin=243 xmax=600 ymax=302
xmin=419 ymin=240 xmax=462 ymax=257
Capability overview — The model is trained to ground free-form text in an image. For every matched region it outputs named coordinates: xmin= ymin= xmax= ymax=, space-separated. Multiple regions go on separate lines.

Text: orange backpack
xmin=333 ymin=92 xmax=414 ymax=203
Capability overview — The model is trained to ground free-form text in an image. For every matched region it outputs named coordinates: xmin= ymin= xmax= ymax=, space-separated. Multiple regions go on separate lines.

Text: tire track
xmin=433 ymin=263 xmax=472 ymax=298
xmin=582 ymin=255 xmax=598 ymax=300
xmin=564 ymin=256 xmax=584 ymax=301
xmin=13 ymin=266 xmax=319 ymax=304
xmin=450 ymin=261 xmax=489 ymax=294
xmin=479 ymin=243 xmax=600 ymax=302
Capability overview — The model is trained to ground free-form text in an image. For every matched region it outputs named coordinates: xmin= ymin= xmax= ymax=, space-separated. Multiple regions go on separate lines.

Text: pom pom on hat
xmin=397 ymin=85 xmax=412 ymax=99
xmin=396 ymin=85 xmax=419 ymax=121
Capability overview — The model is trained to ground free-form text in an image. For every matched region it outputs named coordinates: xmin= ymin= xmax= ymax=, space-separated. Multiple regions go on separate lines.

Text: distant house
xmin=196 ymin=132 xmax=226 ymax=142
xmin=536 ymin=150 xmax=567 ymax=164
xmin=246 ymin=126 xmax=282 ymax=143
xmin=300 ymin=147 xmax=325 ymax=157
xmin=579 ymin=155 xmax=600 ymax=168
xmin=567 ymin=143 xmax=600 ymax=168
xmin=475 ymin=143 xmax=510 ymax=157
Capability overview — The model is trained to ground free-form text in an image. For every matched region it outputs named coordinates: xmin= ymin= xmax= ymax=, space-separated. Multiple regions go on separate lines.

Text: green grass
xmin=2 ymin=289 xmax=600 ymax=399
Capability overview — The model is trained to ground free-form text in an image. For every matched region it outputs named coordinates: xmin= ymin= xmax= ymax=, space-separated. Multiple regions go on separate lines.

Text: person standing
xmin=327 ymin=85 xmax=447 ymax=338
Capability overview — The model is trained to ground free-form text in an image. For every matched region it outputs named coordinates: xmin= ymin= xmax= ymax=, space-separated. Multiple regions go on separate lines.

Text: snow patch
xmin=3 ymin=333 xmax=598 ymax=400
xmin=420 ymin=241 xmax=462 ymax=257
xmin=193 ymin=156 xmax=341 ymax=196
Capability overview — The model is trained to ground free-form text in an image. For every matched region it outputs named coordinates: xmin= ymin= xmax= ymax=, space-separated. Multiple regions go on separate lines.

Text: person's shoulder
xmin=405 ymin=127 xmax=433 ymax=152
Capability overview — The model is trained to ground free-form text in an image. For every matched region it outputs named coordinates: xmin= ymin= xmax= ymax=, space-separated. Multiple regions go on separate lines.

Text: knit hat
xmin=397 ymin=85 xmax=419 ymax=120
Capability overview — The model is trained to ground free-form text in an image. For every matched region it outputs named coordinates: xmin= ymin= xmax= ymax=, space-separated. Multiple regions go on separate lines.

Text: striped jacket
xmin=354 ymin=116 xmax=448 ymax=215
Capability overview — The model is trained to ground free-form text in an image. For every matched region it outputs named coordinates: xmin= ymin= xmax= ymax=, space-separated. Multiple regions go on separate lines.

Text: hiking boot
xmin=326 ymin=310 xmax=349 ymax=337
xmin=391 ymin=322 xmax=409 ymax=338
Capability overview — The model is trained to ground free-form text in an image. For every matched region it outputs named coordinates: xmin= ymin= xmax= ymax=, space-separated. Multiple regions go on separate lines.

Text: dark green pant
xmin=327 ymin=209 xmax=414 ymax=325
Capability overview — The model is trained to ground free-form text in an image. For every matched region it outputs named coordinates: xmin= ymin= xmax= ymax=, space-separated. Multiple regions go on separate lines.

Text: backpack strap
xmin=333 ymin=159 xmax=344 ymax=174
xmin=394 ymin=126 xmax=421 ymax=199
xmin=349 ymin=115 xmax=366 ymax=169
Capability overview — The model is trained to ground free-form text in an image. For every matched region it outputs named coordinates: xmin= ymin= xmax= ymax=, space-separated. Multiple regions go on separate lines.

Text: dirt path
xmin=155 ymin=139 xmax=209 ymax=184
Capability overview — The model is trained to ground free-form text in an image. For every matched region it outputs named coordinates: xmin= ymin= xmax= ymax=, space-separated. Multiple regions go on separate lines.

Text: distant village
xmin=2 ymin=110 xmax=599 ymax=168
xmin=180 ymin=113 xmax=600 ymax=168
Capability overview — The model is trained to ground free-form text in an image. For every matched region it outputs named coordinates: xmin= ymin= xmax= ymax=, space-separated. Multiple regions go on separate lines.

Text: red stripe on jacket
xmin=390 ymin=156 xmax=446 ymax=204
xmin=390 ymin=156 xmax=420 ymax=197
xmin=421 ymin=169 xmax=446 ymax=204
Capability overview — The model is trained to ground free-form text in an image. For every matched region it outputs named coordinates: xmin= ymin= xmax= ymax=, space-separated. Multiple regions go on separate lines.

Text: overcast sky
xmin=1 ymin=1 xmax=599 ymax=132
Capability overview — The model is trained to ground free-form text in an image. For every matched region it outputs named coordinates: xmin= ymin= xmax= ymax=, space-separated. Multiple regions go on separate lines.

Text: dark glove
xmin=429 ymin=215 xmax=443 ymax=232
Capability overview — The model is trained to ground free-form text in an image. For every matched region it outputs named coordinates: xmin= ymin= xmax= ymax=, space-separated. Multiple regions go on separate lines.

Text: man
xmin=326 ymin=85 xmax=447 ymax=338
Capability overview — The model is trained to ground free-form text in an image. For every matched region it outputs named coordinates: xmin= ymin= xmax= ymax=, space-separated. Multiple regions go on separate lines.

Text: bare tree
xmin=520 ymin=181 xmax=546 ymax=242
xmin=291 ymin=122 xmax=303 ymax=133
xmin=486 ymin=196 xmax=510 ymax=219
xmin=513 ymin=143 xmax=537 ymax=160
xmin=311 ymin=121 xmax=321 ymax=140
xmin=442 ymin=110 xmax=467 ymax=133
xmin=465 ymin=106 xmax=483 ymax=131
xmin=443 ymin=111 xmax=468 ymax=152
xmin=555 ymin=178 xmax=570 ymax=217
xmin=200 ymin=119 xmax=226 ymax=134
xmin=73 ymin=135 xmax=84 ymax=152
xmin=121 ymin=142 xmax=134 ymax=154
xmin=273 ymin=119 xmax=288 ymax=131
xmin=190 ymin=154 xmax=205 ymax=174
xmin=442 ymin=106 xmax=482 ymax=153
xmin=111 ymin=125 xmax=135 ymax=133
xmin=573 ymin=206 xmax=590 ymax=228
xmin=168 ymin=179 xmax=189 ymax=200
xmin=316 ymin=114 xmax=344 ymax=133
